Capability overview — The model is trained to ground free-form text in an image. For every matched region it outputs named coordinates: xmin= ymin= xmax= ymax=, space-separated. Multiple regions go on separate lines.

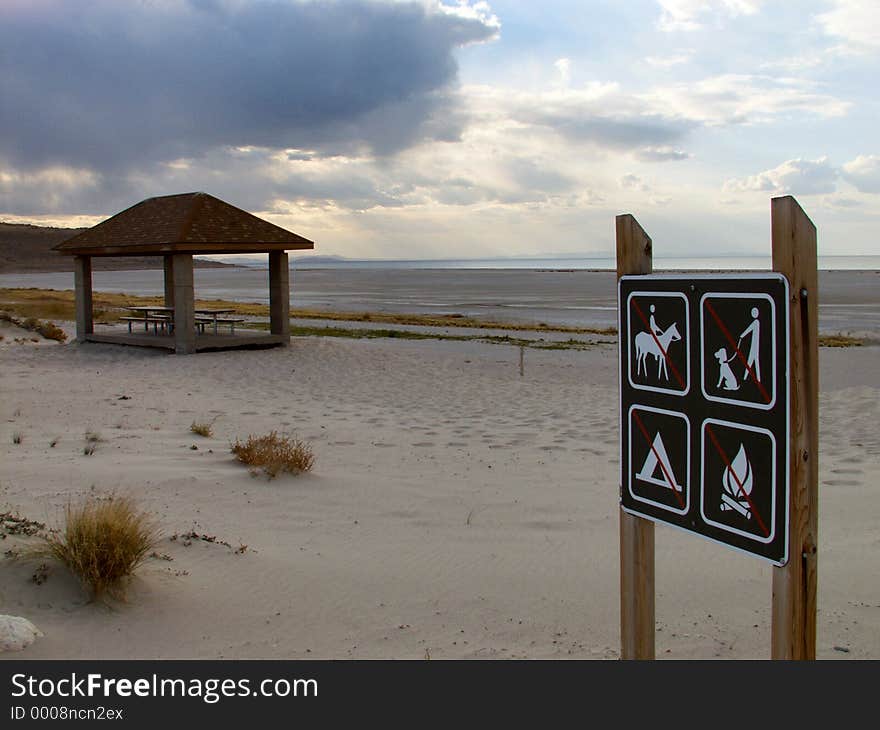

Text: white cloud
xmin=657 ymin=0 xmax=763 ymax=32
xmin=554 ymin=57 xmax=572 ymax=88
xmin=724 ymin=157 xmax=839 ymax=195
xmin=841 ymin=155 xmax=880 ymax=193
xmin=636 ymin=146 xmax=692 ymax=162
xmin=645 ymin=53 xmax=693 ymax=68
xmin=619 ymin=173 xmax=650 ymax=192
xmin=817 ymin=0 xmax=880 ymax=53
xmin=643 ymin=74 xmax=850 ymax=125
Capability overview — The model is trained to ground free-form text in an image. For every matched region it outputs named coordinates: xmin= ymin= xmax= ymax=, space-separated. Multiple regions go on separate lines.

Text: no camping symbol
xmin=627 ymin=406 xmax=690 ymax=516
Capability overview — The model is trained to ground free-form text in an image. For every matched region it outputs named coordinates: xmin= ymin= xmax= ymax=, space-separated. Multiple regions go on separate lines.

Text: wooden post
xmin=616 ymin=213 xmax=655 ymax=659
xmin=73 ymin=255 xmax=93 ymax=342
xmin=172 ymin=253 xmax=196 ymax=355
xmin=770 ymin=195 xmax=818 ymax=659
xmin=269 ymin=251 xmax=290 ymax=342
xmin=163 ymin=255 xmax=175 ymax=309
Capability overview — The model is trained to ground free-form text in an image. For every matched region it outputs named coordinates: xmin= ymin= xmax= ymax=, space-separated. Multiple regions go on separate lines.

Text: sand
xmin=1 ymin=311 xmax=879 ymax=660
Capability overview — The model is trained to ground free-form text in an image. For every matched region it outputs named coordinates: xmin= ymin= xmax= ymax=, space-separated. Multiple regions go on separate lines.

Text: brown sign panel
xmin=619 ymin=274 xmax=790 ymax=565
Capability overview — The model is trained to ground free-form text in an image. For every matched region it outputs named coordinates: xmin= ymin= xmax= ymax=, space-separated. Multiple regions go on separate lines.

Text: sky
xmin=1 ymin=0 xmax=878 ymax=260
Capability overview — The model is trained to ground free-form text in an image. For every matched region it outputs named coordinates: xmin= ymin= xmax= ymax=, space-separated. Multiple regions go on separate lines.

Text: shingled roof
xmin=54 ymin=192 xmax=314 ymax=256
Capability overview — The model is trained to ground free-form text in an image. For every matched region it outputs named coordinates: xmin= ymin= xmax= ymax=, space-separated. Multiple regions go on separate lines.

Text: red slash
xmin=631 ymin=300 xmax=686 ymax=390
xmin=705 ymin=424 xmax=769 ymax=538
xmin=632 ymin=411 xmax=685 ymax=510
xmin=704 ymin=300 xmax=771 ymax=404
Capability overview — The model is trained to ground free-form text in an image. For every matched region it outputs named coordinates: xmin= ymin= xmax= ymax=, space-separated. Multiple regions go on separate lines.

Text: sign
xmin=619 ymin=274 xmax=790 ymax=565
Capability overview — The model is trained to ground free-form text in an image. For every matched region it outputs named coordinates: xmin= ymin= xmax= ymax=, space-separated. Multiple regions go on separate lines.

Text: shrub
xmin=37 ymin=494 xmax=160 ymax=599
xmin=230 ymin=431 xmax=315 ymax=478
xmin=190 ymin=419 xmax=215 ymax=437
xmin=83 ymin=432 xmax=101 ymax=456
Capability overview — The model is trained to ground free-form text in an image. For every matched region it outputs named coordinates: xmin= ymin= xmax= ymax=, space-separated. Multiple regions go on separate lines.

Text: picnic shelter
xmin=53 ymin=192 xmax=314 ymax=354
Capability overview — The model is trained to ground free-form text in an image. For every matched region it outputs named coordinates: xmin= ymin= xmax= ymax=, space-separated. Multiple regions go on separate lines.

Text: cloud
xmin=645 ymin=53 xmax=693 ymax=68
xmin=656 ymin=0 xmax=763 ymax=32
xmin=817 ymin=0 xmax=880 ymax=53
xmin=619 ymin=173 xmax=650 ymax=192
xmin=0 ymin=0 xmax=498 ymax=173
xmin=553 ymin=58 xmax=572 ymax=87
xmin=724 ymin=157 xmax=838 ymax=195
xmin=642 ymin=74 xmax=850 ymax=126
xmin=635 ymin=146 xmax=692 ymax=162
xmin=841 ymin=155 xmax=880 ymax=193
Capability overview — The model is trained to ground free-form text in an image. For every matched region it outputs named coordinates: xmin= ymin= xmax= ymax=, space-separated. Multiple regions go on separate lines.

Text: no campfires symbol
xmin=627 ymin=292 xmax=689 ymax=395
xmin=701 ymin=419 xmax=777 ymax=544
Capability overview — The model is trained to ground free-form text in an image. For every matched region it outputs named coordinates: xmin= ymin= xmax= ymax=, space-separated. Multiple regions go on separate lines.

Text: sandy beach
xmin=1 ymin=273 xmax=879 ymax=660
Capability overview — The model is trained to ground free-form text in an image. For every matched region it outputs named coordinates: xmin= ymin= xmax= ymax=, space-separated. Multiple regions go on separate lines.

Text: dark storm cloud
xmin=525 ymin=111 xmax=690 ymax=149
xmin=0 ymin=0 xmax=496 ymax=172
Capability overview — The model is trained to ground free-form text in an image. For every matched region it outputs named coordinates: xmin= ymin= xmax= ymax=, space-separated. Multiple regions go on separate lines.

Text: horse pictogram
xmin=635 ymin=319 xmax=681 ymax=381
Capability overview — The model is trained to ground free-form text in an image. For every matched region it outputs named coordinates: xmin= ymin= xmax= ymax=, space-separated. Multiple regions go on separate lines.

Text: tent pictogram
xmin=635 ymin=431 xmax=683 ymax=492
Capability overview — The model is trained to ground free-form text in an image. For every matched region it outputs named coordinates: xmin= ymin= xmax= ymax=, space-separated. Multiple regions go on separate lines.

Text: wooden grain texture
xmin=616 ymin=213 xmax=655 ymax=660
xmin=770 ymin=196 xmax=818 ymax=660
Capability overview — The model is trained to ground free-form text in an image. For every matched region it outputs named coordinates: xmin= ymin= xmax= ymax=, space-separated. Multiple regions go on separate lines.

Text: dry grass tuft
xmin=818 ymin=334 xmax=864 ymax=348
xmin=230 ymin=431 xmax=315 ymax=479
xmin=190 ymin=419 xmax=215 ymax=437
xmin=83 ymin=431 xmax=102 ymax=456
xmin=36 ymin=494 xmax=160 ymax=600
xmin=0 ymin=311 xmax=67 ymax=342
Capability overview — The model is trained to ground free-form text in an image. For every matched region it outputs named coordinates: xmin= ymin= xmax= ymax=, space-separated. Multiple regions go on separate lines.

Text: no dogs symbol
xmin=701 ymin=293 xmax=777 ymax=409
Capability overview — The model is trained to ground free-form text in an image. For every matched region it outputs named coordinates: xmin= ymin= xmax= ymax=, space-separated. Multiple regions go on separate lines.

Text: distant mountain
xmin=0 ymin=222 xmax=239 ymax=274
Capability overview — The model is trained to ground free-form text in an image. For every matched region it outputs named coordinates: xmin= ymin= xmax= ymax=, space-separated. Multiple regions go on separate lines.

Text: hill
xmin=0 ymin=222 xmax=238 ymax=273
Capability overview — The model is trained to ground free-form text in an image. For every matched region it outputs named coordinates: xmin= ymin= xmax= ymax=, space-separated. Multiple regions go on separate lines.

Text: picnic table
xmin=120 ymin=306 xmax=174 ymax=333
xmin=194 ymin=308 xmax=245 ymax=334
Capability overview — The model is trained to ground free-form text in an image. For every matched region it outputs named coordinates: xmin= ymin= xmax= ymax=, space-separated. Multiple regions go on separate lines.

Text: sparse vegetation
xmin=190 ymin=418 xmax=216 ymax=437
xmin=12 ymin=432 xmax=22 ymax=445
xmin=83 ymin=431 xmax=102 ymax=456
xmin=0 ymin=288 xmax=617 ymax=337
xmin=1 ymin=510 xmax=46 ymax=538
xmin=0 ymin=310 xmax=67 ymax=342
xmin=818 ymin=334 xmax=864 ymax=348
xmin=231 ymin=431 xmax=315 ymax=478
xmin=35 ymin=494 xmax=160 ymax=599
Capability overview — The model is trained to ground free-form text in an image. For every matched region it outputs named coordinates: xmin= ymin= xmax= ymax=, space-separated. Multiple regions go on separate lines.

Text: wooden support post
xmin=171 ymin=254 xmax=196 ymax=355
xmin=163 ymin=255 xmax=175 ymax=309
xmin=771 ymin=195 xmax=818 ymax=660
xmin=269 ymin=251 xmax=290 ymax=342
xmin=73 ymin=255 xmax=93 ymax=342
xmin=616 ymin=213 xmax=655 ymax=660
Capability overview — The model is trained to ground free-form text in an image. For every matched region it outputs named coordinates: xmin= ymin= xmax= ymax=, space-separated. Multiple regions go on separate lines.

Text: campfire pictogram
xmin=720 ymin=443 xmax=753 ymax=519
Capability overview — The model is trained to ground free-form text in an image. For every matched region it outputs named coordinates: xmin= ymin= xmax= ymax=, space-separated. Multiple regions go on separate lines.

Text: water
xmin=1 ymin=257 xmax=877 ymax=332
xmin=233 ymin=255 xmax=880 ymax=271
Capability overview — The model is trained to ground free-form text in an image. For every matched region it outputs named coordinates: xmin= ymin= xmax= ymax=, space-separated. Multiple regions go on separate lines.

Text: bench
xmin=195 ymin=317 xmax=246 ymax=335
xmin=120 ymin=315 xmax=173 ymax=334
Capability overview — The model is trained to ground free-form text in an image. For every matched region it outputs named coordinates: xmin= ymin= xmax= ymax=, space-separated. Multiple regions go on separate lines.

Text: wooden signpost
xmin=616 ymin=195 xmax=818 ymax=660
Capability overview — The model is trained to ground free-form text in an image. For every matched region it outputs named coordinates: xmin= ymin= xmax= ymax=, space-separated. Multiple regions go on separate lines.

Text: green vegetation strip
xmin=281 ymin=323 xmax=613 ymax=351
xmin=0 ymin=287 xmax=616 ymax=336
